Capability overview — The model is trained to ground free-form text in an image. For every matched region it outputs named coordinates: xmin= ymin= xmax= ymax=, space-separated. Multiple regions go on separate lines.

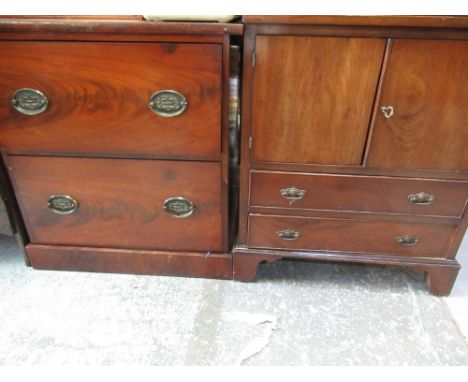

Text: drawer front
xmin=250 ymin=171 xmax=468 ymax=218
xmin=0 ymin=42 xmax=221 ymax=158
xmin=248 ymin=214 xmax=455 ymax=258
xmin=7 ymin=156 xmax=223 ymax=251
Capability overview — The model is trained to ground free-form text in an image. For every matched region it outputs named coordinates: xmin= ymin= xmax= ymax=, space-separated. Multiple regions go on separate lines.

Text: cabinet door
xmin=367 ymin=39 xmax=468 ymax=171
xmin=251 ymin=36 xmax=385 ymax=165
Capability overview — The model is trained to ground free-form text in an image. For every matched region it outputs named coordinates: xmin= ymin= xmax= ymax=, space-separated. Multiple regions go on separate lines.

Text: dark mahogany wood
xmin=251 ymin=35 xmax=385 ymax=165
xmin=0 ymin=16 xmax=243 ymax=36
xmin=27 ymin=244 xmax=233 ymax=280
xmin=236 ymin=17 xmax=468 ymax=295
xmin=242 ymin=16 xmax=468 ymax=29
xmin=250 ymin=171 xmax=468 ymax=218
xmin=232 ymin=250 xmax=281 ymax=281
xmin=410 ymin=263 xmax=461 ymax=296
xmin=7 ymin=155 xmax=224 ymax=252
xmin=248 ymin=214 xmax=456 ymax=258
xmin=366 ymin=39 xmax=468 ymax=171
xmin=250 ymin=160 xmax=468 ymax=181
xmin=0 ymin=41 xmax=222 ymax=158
xmin=0 ymin=16 xmax=238 ymax=278
xmin=233 ymin=246 xmax=460 ymax=296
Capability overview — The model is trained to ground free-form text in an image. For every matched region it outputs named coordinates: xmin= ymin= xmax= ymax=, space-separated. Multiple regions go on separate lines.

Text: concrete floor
xmin=0 ymin=234 xmax=467 ymax=365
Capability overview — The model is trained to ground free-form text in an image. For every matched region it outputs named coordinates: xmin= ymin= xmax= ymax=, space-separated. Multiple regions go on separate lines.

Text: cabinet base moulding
xmin=26 ymin=244 xmax=233 ymax=280
xmin=232 ymin=246 xmax=460 ymax=296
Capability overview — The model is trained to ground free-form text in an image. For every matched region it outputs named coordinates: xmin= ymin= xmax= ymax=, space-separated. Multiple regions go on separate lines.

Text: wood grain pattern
xmin=250 ymin=171 xmax=468 ymax=218
xmin=7 ymin=156 xmax=224 ymax=252
xmin=250 ymin=160 xmax=468 ymax=181
xmin=0 ymin=17 xmax=244 ymax=36
xmin=367 ymin=39 xmax=468 ymax=171
xmin=248 ymin=214 xmax=455 ymax=258
xmin=27 ymin=244 xmax=233 ymax=279
xmin=233 ymin=245 xmax=461 ymax=295
xmin=243 ymin=16 xmax=468 ymax=29
xmin=251 ymin=35 xmax=385 ymax=165
xmin=0 ymin=41 xmax=222 ymax=158
xmin=26 ymin=244 xmax=232 ymax=279
xmin=410 ymin=263 xmax=460 ymax=296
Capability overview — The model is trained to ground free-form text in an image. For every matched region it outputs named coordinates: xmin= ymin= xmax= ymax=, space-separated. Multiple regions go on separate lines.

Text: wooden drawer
xmin=6 ymin=155 xmax=223 ymax=252
xmin=248 ymin=214 xmax=455 ymax=258
xmin=250 ymin=171 xmax=468 ymax=218
xmin=0 ymin=41 xmax=221 ymax=158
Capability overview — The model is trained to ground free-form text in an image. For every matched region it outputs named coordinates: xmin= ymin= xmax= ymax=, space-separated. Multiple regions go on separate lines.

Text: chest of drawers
xmin=233 ymin=16 xmax=468 ymax=295
xmin=0 ymin=17 xmax=242 ymax=278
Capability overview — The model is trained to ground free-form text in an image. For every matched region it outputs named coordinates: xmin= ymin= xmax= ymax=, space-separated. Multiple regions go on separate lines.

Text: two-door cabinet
xmin=234 ymin=16 xmax=468 ymax=295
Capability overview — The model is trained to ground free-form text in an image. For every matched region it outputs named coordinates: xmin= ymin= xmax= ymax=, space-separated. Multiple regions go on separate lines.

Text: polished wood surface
xmin=0 ymin=16 xmax=243 ymax=36
xmin=367 ymin=39 xmax=468 ymax=171
xmin=248 ymin=214 xmax=455 ymax=258
xmin=251 ymin=35 xmax=385 ymax=165
xmin=0 ymin=41 xmax=222 ymax=158
xmin=235 ymin=17 xmax=468 ymax=295
xmin=7 ymin=156 xmax=223 ymax=252
xmin=242 ymin=16 xmax=468 ymax=28
xmin=250 ymin=171 xmax=468 ymax=218
xmin=233 ymin=246 xmax=460 ymax=296
xmin=27 ymin=244 xmax=233 ymax=279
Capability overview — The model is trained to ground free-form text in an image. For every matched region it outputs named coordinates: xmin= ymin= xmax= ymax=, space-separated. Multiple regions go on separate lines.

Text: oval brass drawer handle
xmin=408 ymin=192 xmax=435 ymax=205
xmin=47 ymin=195 xmax=79 ymax=215
xmin=149 ymin=90 xmax=188 ymax=117
xmin=276 ymin=229 xmax=300 ymax=241
xmin=11 ymin=88 xmax=49 ymax=116
xmin=395 ymin=234 xmax=420 ymax=247
xmin=163 ymin=196 xmax=195 ymax=218
xmin=280 ymin=186 xmax=306 ymax=202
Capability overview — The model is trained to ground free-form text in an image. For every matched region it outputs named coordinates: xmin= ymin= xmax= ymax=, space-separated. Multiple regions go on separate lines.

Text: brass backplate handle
xmin=163 ymin=196 xmax=195 ymax=218
xmin=395 ymin=234 xmax=420 ymax=247
xmin=149 ymin=90 xmax=188 ymax=117
xmin=47 ymin=195 xmax=79 ymax=215
xmin=381 ymin=105 xmax=394 ymax=118
xmin=11 ymin=88 xmax=49 ymax=116
xmin=276 ymin=229 xmax=300 ymax=241
xmin=280 ymin=186 xmax=306 ymax=203
xmin=408 ymin=192 xmax=435 ymax=205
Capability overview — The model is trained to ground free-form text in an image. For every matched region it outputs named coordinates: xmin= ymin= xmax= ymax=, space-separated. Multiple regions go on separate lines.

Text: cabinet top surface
xmin=242 ymin=15 xmax=468 ymax=28
xmin=0 ymin=16 xmax=244 ymax=35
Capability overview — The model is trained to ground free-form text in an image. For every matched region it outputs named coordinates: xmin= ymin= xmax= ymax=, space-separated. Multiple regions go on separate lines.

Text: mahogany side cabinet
xmin=1 ymin=16 xmax=468 ymax=296
xmin=0 ymin=16 xmax=242 ymax=279
xmin=233 ymin=16 xmax=468 ymax=296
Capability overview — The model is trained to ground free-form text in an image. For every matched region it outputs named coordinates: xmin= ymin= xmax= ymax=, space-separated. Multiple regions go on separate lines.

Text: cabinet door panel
xmin=251 ymin=36 xmax=385 ymax=165
xmin=367 ymin=39 xmax=468 ymax=171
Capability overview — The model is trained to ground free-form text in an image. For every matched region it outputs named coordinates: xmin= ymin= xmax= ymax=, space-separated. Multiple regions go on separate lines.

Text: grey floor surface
xmin=0 ymin=234 xmax=467 ymax=366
